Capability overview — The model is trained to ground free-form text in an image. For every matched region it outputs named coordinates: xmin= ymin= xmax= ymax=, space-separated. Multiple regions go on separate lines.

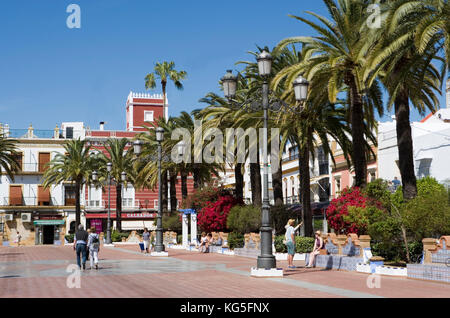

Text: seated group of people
xmin=198 ymin=232 xmax=222 ymax=253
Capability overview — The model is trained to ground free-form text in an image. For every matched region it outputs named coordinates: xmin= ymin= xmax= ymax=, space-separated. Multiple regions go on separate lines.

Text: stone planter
xmin=370 ymin=256 xmax=385 ymax=273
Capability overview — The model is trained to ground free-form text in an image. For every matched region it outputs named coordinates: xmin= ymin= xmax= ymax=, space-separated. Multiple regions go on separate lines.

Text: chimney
xmin=99 ymin=121 xmax=105 ymax=131
xmin=446 ymin=76 xmax=450 ymax=109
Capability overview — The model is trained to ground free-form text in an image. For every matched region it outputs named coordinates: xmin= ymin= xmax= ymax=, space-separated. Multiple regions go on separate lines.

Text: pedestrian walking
xmin=87 ymin=227 xmax=100 ymax=270
xmin=15 ymin=231 xmax=22 ymax=247
xmin=142 ymin=228 xmax=151 ymax=254
xmin=73 ymin=224 xmax=89 ymax=271
xmin=86 ymin=228 xmax=91 ymax=261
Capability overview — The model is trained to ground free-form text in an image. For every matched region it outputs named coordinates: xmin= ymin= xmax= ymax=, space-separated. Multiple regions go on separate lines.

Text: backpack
xmin=92 ymin=235 xmax=99 ymax=244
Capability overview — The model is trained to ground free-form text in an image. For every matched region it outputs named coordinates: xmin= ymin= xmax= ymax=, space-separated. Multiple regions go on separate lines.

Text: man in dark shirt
xmin=73 ymin=224 xmax=89 ymax=270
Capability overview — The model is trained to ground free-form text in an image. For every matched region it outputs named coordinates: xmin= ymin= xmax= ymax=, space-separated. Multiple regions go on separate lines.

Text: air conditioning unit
xmin=4 ymin=214 xmax=13 ymax=222
xmin=21 ymin=213 xmax=32 ymax=223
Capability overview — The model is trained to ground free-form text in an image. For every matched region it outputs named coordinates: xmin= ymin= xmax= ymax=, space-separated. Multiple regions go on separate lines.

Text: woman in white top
xmin=285 ymin=219 xmax=303 ymax=269
xmin=87 ymin=227 xmax=100 ymax=270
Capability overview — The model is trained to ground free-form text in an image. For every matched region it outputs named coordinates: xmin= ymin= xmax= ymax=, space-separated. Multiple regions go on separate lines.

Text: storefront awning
xmin=86 ymin=212 xmax=157 ymax=219
xmin=33 ymin=220 xmax=66 ymax=225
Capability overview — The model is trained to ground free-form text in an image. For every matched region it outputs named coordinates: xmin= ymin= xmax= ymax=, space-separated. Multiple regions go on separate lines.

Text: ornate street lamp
xmin=221 ymin=50 xmax=281 ymax=277
xmin=132 ymin=127 xmax=167 ymax=255
xmin=293 ymin=75 xmax=309 ymax=103
xmin=106 ymin=162 xmax=112 ymax=245
xmin=221 ymin=70 xmax=238 ymax=99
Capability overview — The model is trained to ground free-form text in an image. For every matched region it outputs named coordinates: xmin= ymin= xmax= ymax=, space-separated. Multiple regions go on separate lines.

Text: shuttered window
xmin=12 ymin=153 xmax=23 ymax=171
xmin=9 ymin=185 xmax=22 ymax=206
xmin=38 ymin=186 xmax=50 ymax=206
xmin=39 ymin=153 xmax=50 ymax=172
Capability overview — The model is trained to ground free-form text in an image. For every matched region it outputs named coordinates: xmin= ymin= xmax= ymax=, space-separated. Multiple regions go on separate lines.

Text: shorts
xmin=286 ymin=241 xmax=295 ymax=255
xmin=143 ymin=240 xmax=150 ymax=250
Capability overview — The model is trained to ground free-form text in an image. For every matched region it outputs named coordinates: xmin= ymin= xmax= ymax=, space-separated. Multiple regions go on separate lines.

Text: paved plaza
xmin=0 ymin=245 xmax=449 ymax=298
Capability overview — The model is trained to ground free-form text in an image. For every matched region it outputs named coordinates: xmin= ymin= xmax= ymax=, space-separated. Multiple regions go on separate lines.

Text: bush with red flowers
xmin=326 ymin=187 xmax=384 ymax=235
xmin=197 ymin=195 xmax=243 ymax=233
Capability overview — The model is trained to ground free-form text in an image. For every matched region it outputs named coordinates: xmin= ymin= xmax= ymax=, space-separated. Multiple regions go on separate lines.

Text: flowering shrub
xmin=197 ymin=195 xmax=242 ymax=232
xmin=326 ymin=187 xmax=383 ymax=235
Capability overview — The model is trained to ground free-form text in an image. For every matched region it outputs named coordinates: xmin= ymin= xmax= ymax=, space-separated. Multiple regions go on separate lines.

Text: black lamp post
xmin=106 ymin=162 xmax=112 ymax=244
xmin=221 ymin=50 xmax=277 ymax=271
xmin=292 ymin=75 xmax=310 ymax=236
xmin=133 ymin=127 xmax=166 ymax=254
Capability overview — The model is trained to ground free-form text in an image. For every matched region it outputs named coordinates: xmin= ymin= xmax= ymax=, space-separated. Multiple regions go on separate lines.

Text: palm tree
xmin=199 ymin=83 xmax=258 ymax=203
xmin=100 ymin=138 xmax=135 ymax=232
xmin=42 ymin=139 xmax=98 ymax=228
xmin=275 ymin=0 xmax=384 ymax=189
xmin=412 ymin=0 xmax=450 ymax=71
xmin=365 ymin=0 xmax=444 ymax=200
xmin=0 ymin=133 xmax=20 ymax=181
xmin=145 ymin=61 xmax=187 ymax=119
xmin=274 ymin=71 xmax=355 ymax=237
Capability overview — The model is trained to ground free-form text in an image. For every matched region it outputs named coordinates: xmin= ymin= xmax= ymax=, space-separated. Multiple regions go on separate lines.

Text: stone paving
xmin=0 ymin=245 xmax=449 ymax=298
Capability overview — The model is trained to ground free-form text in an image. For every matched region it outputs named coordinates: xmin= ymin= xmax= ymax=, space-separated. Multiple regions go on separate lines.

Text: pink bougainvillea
xmin=197 ymin=195 xmax=242 ymax=233
xmin=326 ymin=187 xmax=369 ymax=235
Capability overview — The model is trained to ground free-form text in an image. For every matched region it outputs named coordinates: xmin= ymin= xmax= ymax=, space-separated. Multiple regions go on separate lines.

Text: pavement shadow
xmin=283 ymin=267 xmax=331 ymax=277
xmin=0 ymin=253 xmax=25 ymax=257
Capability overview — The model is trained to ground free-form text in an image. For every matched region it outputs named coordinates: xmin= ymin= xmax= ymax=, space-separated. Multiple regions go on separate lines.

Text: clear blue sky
xmin=0 ymin=0 xmax=446 ymax=131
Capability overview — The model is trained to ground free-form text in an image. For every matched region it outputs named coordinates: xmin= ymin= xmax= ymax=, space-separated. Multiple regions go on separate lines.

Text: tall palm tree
xmin=0 ymin=134 xmax=20 ymax=181
xmin=413 ymin=0 xmax=450 ymax=70
xmin=100 ymin=138 xmax=135 ymax=232
xmin=365 ymin=0 xmax=444 ymax=200
xmin=145 ymin=61 xmax=187 ymax=119
xmin=275 ymin=0 xmax=384 ymax=189
xmin=42 ymin=139 xmax=98 ymax=228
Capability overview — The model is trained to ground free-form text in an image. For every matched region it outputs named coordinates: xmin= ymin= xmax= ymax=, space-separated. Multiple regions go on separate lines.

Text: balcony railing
xmin=282 ymin=154 xmax=299 ymax=163
xmin=284 ymin=195 xmax=301 ymax=205
xmin=14 ymin=163 xmax=50 ymax=173
xmin=0 ymin=197 xmax=64 ymax=206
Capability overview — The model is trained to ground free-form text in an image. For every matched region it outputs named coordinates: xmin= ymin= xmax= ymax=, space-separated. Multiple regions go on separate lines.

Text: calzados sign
xmin=124 ymin=213 xmax=156 ymax=219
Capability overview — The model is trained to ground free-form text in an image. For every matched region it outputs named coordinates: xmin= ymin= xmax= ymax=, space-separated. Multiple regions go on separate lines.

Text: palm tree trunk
xmin=299 ymin=143 xmax=313 ymax=237
xmin=347 ymin=74 xmax=367 ymax=188
xmin=162 ymin=81 xmax=167 ymax=120
xmin=234 ymin=162 xmax=244 ymax=201
xmin=162 ymin=170 xmax=168 ymax=212
xmin=116 ymin=184 xmax=122 ymax=232
xmin=75 ymin=182 xmax=81 ymax=228
xmin=169 ymin=170 xmax=177 ymax=213
xmin=250 ymin=151 xmax=262 ymax=206
xmin=181 ymin=167 xmax=188 ymax=200
xmin=193 ymin=164 xmax=201 ymax=189
xmin=395 ymin=85 xmax=417 ymax=200
xmin=272 ymin=157 xmax=283 ymax=206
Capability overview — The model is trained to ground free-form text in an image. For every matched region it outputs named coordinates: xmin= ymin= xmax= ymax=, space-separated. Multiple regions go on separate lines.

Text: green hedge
xmin=227 ymin=232 xmax=244 ymax=249
xmin=274 ymin=235 xmax=315 ymax=253
xmin=111 ymin=230 xmax=130 ymax=242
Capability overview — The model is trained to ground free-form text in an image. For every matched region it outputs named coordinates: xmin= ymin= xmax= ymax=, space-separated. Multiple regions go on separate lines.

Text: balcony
xmin=0 ymin=197 xmax=68 ymax=208
xmin=284 ymin=195 xmax=301 ymax=205
xmin=13 ymin=163 xmax=50 ymax=174
xmin=282 ymin=153 xmax=299 ymax=163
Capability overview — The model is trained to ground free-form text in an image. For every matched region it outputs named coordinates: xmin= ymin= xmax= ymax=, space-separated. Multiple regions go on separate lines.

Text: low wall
xmin=306 ymin=254 xmax=364 ymax=271
xmin=407 ymin=264 xmax=450 ymax=283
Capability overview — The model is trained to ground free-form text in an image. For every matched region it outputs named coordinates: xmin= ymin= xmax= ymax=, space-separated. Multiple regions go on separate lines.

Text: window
xmin=38 ymin=153 xmax=50 ymax=172
xmin=64 ymin=186 xmax=77 ymax=206
xmin=335 ymin=177 xmax=341 ymax=193
xmin=144 ymin=111 xmax=154 ymax=122
xmin=38 ymin=186 xmax=50 ymax=206
xmin=66 ymin=127 xmax=74 ymax=139
xmin=417 ymin=158 xmax=432 ymax=178
xmin=12 ymin=153 xmax=23 ymax=172
xmin=9 ymin=185 xmax=23 ymax=206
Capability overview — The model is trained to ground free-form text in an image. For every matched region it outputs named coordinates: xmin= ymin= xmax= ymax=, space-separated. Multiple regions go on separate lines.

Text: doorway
xmin=43 ymin=225 xmax=55 ymax=244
